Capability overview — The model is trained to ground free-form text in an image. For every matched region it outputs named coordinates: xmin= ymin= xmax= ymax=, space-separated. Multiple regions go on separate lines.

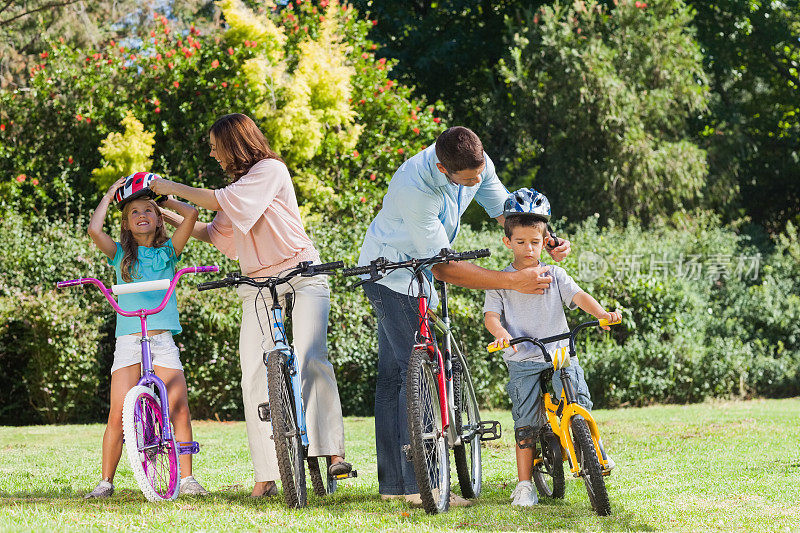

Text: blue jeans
xmin=506 ymin=358 xmax=593 ymax=430
xmin=363 ymin=282 xmax=431 ymax=495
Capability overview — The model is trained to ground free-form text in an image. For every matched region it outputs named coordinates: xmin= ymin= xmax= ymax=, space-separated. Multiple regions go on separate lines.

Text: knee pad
xmin=515 ymin=426 xmax=536 ymax=449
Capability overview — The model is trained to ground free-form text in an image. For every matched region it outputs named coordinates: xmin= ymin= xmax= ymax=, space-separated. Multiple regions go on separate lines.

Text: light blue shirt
xmin=358 ymin=145 xmax=508 ymax=307
xmin=109 ymin=239 xmax=182 ymax=337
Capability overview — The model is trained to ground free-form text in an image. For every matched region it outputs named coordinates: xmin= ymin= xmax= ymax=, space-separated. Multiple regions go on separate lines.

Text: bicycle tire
xmin=407 ymin=347 xmax=450 ymax=514
xmin=451 ymin=356 xmax=482 ymax=499
xmin=266 ymin=349 xmax=307 ymax=508
xmin=533 ymin=427 xmax=565 ymax=499
xmin=122 ymin=385 xmax=180 ymax=502
xmin=571 ymin=415 xmax=611 ymax=515
xmin=308 ymin=457 xmax=328 ymax=497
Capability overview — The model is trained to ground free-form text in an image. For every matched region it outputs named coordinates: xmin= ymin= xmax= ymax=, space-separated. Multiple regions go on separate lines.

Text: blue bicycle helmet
xmin=503 ymin=188 xmax=551 ymax=222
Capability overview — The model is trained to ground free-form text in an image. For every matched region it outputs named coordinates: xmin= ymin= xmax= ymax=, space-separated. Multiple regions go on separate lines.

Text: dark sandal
xmin=328 ymin=461 xmax=353 ymax=476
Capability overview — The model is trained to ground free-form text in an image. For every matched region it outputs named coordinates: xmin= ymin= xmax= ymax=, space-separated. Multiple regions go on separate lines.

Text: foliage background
xmin=1 ymin=0 xmax=798 ymax=423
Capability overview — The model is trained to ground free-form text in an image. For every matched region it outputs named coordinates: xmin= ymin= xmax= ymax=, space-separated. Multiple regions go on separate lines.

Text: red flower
xmin=40 ymin=51 xmax=49 ymax=59
xmin=433 ymin=117 xmax=441 ymax=123
xmin=372 ymin=20 xmax=378 ymax=26
xmin=68 ymin=156 xmax=73 ymax=164
xmin=371 ymin=44 xmax=377 ymax=50
xmin=386 ymin=80 xmax=394 ymax=87
xmin=228 ymin=47 xmax=234 ymax=55
xmin=369 ymin=173 xmax=376 ymax=181
xmin=222 ymin=82 xmax=228 ymax=87
xmin=32 ymin=178 xmax=39 ymax=186
xmin=155 ymin=53 xmax=162 ymax=60
xmin=352 ymin=150 xmax=360 ymax=158
xmin=361 ymin=53 xmax=368 ymax=59
xmin=0 ymin=124 xmax=5 ymax=131
xmin=16 ymin=174 xmax=26 ymax=183
xmin=413 ymin=127 xmax=420 ymax=135
xmin=397 ymin=148 xmax=404 ymax=154
xmin=173 ymin=81 xmax=180 ymax=88
xmin=76 ymin=114 xmax=84 ymax=122
xmin=86 ymin=118 xmax=91 ymax=124
xmin=168 ymin=62 xmax=174 ymax=69
xmin=150 ymin=31 xmax=156 ymax=37
xmin=211 ymin=59 xmax=219 ymax=68
xmin=378 ymin=57 xmax=386 ymax=65
xmin=359 ymin=99 xmax=365 ymax=104
xmin=360 ymin=196 xmax=366 ymax=203
xmin=154 ymin=107 xmax=161 ymax=113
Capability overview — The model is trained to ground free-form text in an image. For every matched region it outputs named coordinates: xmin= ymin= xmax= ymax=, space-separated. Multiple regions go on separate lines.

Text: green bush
xmin=1 ymin=210 xmax=798 ymax=424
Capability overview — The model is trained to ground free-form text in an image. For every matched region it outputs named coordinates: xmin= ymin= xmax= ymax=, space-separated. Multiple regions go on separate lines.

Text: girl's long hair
xmin=120 ymin=199 xmax=169 ymax=282
xmin=210 ymin=113 xmax=282 ymax=182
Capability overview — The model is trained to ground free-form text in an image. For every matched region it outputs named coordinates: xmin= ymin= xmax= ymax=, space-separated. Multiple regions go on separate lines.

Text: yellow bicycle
xmin=488 ymin=318 xmax=620 ymax=516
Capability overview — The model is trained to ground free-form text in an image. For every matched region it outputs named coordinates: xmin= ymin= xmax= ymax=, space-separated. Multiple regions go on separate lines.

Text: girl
xmin=84 ymin=177 xmax=207 ymax=498
xmin=150 ymin=113 xmax=351 ymax=498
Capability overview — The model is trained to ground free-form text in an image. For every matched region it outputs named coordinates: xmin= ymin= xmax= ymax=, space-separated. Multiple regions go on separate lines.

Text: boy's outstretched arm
xmin=88 ymin=176 xmax=126 ymax=259
xmin=161 ymin=198 xmax=199 ymax=255
xmin=571 ymin=292 xmax=622 ymax=330
xmin=485 ymin=311 xmax=518 ymax=352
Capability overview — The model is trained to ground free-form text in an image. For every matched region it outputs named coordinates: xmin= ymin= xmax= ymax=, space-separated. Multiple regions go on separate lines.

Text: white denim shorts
xmin=111 ymin=331 xmax=183 ymax=374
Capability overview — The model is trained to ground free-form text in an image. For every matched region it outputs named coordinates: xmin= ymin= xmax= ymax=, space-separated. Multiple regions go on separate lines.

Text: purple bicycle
xmin=57 ymin=265 xmax=218 ymax=501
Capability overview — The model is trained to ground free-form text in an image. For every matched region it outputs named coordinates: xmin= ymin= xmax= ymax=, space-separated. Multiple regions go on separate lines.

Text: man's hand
xmin=547 ymin=237 xmax=571 ymax=262
xmin=489 ymin=331 xmax=517 ymax=353
xmin=511 ymin=265 xmax=552 ymax=294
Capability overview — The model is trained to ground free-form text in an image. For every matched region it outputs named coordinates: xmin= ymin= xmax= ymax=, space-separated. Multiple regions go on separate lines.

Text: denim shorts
xmin=111 ymin=331 xmax=182 ymax=374
xmin=506 ymin=358 xmax=593 ymax=429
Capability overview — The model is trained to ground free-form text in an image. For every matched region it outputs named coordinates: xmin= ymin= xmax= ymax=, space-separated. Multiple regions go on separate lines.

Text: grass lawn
xmin=1 ymin=398 xmax=799 ymax=532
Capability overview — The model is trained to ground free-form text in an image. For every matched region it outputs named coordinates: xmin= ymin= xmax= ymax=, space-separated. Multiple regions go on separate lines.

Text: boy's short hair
xmin=504 ymin=214 xmax=548 ymax=240
xmin=435 ymin=126 xmax=484 ymax=172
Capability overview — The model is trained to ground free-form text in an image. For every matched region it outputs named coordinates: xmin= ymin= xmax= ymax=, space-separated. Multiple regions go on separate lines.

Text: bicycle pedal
xmin=332 ymin=470 xmax=358 ymax=481
xmin=178 ymin=441 xmax=200 ymax=455
xmin=257 ymin=402 xmax=270 ymax=422
xmin=402 ymin=444 xmax=413 ymax=462
xmin=479 ymin=420 xmax=502 ymax=441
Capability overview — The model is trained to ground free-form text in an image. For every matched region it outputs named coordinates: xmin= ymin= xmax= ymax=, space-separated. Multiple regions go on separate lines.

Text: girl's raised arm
xmin=88 ymin=177 xmax=126 ymax=259
xmin=161 ymin=198 xmax=199 ymax=255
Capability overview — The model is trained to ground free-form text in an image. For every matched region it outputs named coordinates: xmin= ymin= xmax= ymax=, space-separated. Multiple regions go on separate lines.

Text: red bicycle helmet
xmin=114 ymin=172 xmax=166 ymax=207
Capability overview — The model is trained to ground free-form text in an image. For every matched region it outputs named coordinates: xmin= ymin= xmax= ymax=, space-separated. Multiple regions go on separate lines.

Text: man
xmin=357 ymin=126 xmax=571 ymax=505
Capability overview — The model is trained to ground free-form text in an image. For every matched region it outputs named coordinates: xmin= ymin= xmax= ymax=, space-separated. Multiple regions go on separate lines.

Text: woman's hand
xmin=148 ymin=177 xmax=172 ymax=196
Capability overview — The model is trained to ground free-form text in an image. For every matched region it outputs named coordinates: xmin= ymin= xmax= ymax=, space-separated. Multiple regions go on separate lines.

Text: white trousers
xmin=238 ymin=275 xmax=345 ymax=482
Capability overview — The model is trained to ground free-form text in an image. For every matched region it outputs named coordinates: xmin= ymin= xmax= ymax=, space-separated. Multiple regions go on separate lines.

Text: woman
xmin=151 ymin=113 xmax=350 ymax=497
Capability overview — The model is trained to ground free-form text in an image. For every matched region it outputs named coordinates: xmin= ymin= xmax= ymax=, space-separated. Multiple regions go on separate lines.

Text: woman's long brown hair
xmin=210 ymin=113 xmax=282 ymax=182
xmin=119 ymin=199 xmax=169 ymax=282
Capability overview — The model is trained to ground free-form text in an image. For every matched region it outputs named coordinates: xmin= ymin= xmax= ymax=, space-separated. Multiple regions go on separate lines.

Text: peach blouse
xmin=207 ymin=158 xmax=319 ymax=277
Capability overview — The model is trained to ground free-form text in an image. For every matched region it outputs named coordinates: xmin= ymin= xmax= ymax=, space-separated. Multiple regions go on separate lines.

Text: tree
xmin=499 ymin=0 xmax=710 ymax=224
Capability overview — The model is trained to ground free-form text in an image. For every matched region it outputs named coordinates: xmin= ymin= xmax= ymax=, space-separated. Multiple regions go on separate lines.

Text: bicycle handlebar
xmin=342 ymin=248 xmax=491 ymax=280
xmin=486 ymin=318 xmax=622 ymax=355
xmin=197 ymin=260 xmax=344 ymax=292
xmin=57 ymin=265 xmax=219 ymax=317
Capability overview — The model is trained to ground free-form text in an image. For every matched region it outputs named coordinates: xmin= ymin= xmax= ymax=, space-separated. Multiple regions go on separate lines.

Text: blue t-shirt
xmin=109 ymin=239 xmax=182 ymax=337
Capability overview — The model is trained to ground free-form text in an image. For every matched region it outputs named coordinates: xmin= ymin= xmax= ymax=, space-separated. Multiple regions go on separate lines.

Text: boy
xmin=484 ymin=188 xmax=620 ymax=508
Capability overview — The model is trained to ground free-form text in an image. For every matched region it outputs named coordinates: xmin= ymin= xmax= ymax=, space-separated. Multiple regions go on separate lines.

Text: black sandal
xmin=328 ymin=461 xmax=353 ymax=476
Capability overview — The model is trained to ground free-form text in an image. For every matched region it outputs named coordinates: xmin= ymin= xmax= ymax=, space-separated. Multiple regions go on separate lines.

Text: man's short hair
xmin=504 ymin=214 xmax=548 ymax=240
xmin=435 ymin=126 xmax=484 ymax=172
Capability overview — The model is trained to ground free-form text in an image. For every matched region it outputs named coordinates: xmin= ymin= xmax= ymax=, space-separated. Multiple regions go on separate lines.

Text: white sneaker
xmin=604 ymin=455 xmax=616 ymax=472
xmin=510 ymin=480 xmax=537 ymax=507
xmin=179 ymin=476 xmax=209 ymax=496
xmin=84 ymin=480 xmax=114 ymax=499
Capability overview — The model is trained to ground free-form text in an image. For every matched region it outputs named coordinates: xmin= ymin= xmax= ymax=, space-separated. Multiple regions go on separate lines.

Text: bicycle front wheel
xmin=266 ymin=349 xmax=307 ymax=508
xmin=122 ymin=385 xmax=180 ymax=502
xmin=571 ymin=415 xmax=611 ymax=515
xmin=452 ymin=355 xmax=482 ymax=499
xmin=407 ymin=348 xmax=450 ymax=514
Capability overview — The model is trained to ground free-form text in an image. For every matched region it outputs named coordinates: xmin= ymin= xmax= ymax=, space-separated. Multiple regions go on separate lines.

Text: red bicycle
xmin=344 ymin=248 xmax=502 ymax=514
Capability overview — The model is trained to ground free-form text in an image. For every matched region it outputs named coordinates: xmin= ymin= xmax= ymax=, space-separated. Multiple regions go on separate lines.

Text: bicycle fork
xmin=135 ymin=314 xmax=198 ymax=456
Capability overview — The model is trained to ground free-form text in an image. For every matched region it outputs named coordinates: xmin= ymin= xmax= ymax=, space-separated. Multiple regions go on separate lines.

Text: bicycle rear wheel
xmin=307 ymin=457 xmax=336 ymax=496
xmin=451 ymin=355 xmax=482 ymax=499
xmin=533 ymin=427 xmax=565 ymax=499
xmin=571 ymin=415 xmax=611 ymax=515
xmin=266 ymin=349 xmax=307 ymax=508
xmin=122 ymin=385 xmax=180 ymax=502
xmin=407 ymin=348 xmax=450 ymax=514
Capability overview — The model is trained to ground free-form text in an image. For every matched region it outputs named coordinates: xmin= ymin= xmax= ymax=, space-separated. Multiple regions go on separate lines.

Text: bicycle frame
xmin=264 ymin=284 xmax=309 ymax=449
xmin=58 ymin=265 xmax=217 ymax=449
